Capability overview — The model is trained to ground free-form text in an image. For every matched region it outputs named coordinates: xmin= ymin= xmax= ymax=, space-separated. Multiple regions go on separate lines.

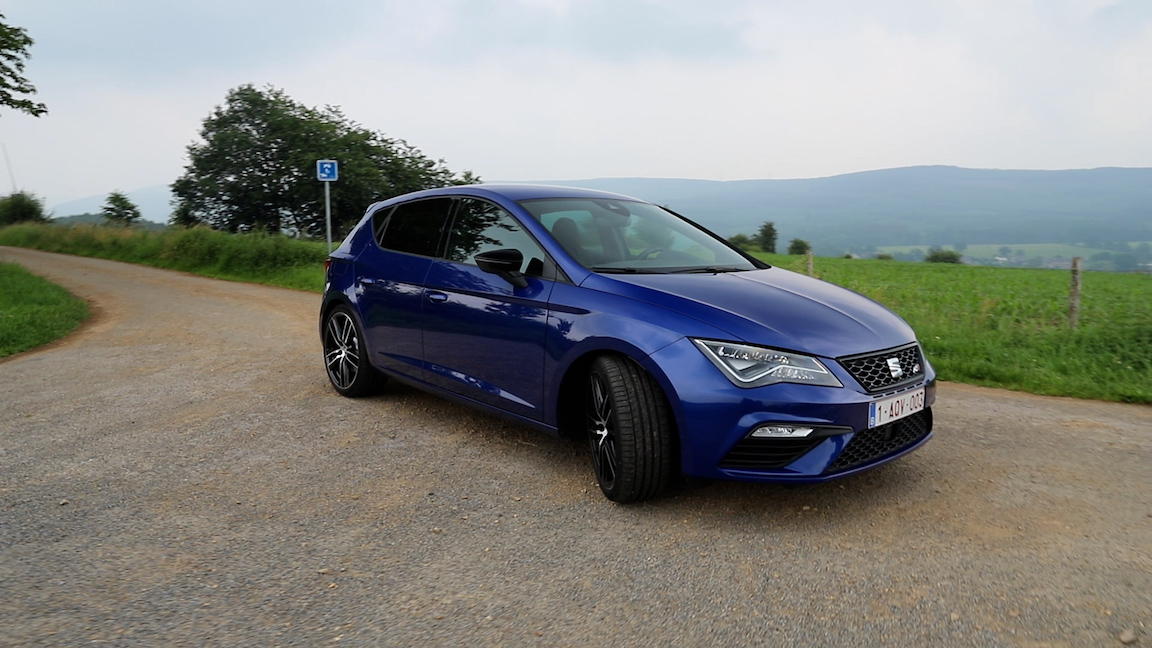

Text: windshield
xmin=518 ymin=198 xmax=759 ymax=274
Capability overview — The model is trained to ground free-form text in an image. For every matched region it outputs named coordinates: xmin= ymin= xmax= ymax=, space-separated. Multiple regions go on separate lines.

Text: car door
xmin=354 ymin=197 xmax=452 ymax=380
xmin=421 ymin=197 xmax=557 ymax=420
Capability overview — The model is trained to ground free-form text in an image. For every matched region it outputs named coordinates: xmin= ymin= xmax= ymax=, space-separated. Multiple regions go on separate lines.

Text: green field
xmin=875 ymin=242 xmax=1151 ymax=272
xmin=758 ymin=253 xmax=1151 ymax=403
xmin=0 ymin=262 xmax=90 ymax=358
xmin=877 ymin=242 xmax=1117 ymax=258
xmin=2 ymin=223 xmax=1150 ymax=403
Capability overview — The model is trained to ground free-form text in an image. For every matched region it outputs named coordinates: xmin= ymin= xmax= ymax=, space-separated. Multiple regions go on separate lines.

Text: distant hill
xmin=536 ymin=166 xmax=1152 ymax=256
xmin=51 ymin=212 xmax=167 ymax=231
xmin=44 ymin=167 xmax=1151 ymax=256
xmin=50 ymin=185 xmax=173 ymax=224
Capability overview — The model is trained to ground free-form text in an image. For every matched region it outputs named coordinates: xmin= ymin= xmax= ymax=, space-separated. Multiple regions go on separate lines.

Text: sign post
xmin=317 ymin=160 xmax=339 ymax=252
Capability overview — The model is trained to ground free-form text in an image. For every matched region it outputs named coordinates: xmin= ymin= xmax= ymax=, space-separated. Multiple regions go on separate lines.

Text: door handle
xmin=426 ymin=291 xmax=448 ymax=303
xmin=357 ymin=277 xmax=377 ymax=285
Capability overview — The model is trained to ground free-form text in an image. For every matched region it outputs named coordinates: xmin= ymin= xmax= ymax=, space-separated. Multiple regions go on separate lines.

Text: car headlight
xmin=692 ymin=339 xmax=843 ymax=388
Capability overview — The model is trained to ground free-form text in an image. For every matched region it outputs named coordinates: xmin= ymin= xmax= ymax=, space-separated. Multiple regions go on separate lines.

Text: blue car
xmin=321 ymin=184 xmax=935 ymax=502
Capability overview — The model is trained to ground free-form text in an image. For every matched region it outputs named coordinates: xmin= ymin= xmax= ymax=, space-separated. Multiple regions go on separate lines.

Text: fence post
xmin=1069 ymin=257 xmax=1082 ymax=329
xmin=806 ymin=250 xmax=814 ymax=277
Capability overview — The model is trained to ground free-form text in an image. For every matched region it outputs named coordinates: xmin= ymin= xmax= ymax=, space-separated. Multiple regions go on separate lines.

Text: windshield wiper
xmin=589 ymin=266 xmax=670 ymax=274
xmin=668 ymin=266 xmax=748 ymax=274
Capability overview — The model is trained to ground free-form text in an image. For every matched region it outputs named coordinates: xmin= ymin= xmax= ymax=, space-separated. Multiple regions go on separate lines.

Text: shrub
xmin=787 ymin=238 xmax=811 ymax=255
xmin=0 ymin=191 xmax=47 ymax=225
xmin=925 ymin=248 xmax=963 ymax=263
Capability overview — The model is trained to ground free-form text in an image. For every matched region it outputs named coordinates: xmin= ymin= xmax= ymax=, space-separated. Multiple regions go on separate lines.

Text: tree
xmin=755 ymin=221 xmax=777 ymax=254
xmin=0 ymin=190 xmax=46 ymax=225
xmin=172 ymin=84 xmax=477 ymax=236
xmin=787 ymin=238 xmax=811 ymax=255
xmin=0 ymin=13 xmax=47 ymax=117
xmin=925 ymin=247 xmax=963 ymax=263
xmin=727 ymin=233 xmax=755 ymax=251
xmin=101 ymin=191 xmax=142 ymax=227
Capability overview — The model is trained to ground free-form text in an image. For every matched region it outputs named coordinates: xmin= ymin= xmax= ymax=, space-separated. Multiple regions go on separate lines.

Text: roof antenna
xmin=1 ymin=144 xmax=16 ymax=193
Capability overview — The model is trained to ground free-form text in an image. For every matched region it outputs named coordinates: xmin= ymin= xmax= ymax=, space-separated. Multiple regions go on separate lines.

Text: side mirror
xmin=475 ymin=249 xmax=528 ymax=288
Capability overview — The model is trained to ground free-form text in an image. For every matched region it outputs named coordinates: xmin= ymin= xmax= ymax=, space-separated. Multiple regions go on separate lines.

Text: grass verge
xmin=0 ymin=262 xmax=90 ymax=358
xmin=0 ymin=223 xmax=328 ymax=292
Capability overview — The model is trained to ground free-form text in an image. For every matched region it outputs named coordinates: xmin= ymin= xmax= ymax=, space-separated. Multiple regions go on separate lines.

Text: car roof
xmin=378 ymin=183 xmax=647 ymax=205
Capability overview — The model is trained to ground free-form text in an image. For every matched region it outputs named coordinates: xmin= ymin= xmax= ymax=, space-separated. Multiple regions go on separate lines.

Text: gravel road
xmin=1 ymin=247 xmax=1149 ymax=647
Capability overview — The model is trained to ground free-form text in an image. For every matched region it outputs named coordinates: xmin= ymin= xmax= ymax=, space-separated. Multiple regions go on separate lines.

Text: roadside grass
xmin=759 ymin=253 xmax=1151 ymax=404
xmin=2 ymin=223 xmax=1148 ymax=403
xmin=0 ymin=223 xmax=328 ymax=292
xmin=0 ymin=262 xmax=90 ymax=358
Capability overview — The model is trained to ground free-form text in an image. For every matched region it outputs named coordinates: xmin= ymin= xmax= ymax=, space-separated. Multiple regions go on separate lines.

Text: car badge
xmin=886 ymin=357 xmax=903 ymax=378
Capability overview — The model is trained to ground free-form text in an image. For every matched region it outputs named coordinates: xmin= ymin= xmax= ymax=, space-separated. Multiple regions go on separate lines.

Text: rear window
xmin=371 ymin=197 xmax=452 ymax=257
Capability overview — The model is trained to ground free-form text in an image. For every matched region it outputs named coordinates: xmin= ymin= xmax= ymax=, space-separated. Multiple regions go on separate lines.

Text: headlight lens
xmin=692 ymin=339 xmax=843 ymax=388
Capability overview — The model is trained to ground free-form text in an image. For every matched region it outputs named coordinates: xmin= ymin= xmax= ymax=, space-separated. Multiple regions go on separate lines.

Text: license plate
xmin=868 ymin=388 xmax=925 ymax=428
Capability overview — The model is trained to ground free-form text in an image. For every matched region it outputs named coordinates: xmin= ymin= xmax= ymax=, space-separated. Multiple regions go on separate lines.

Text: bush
xmin=0 ymin=191 xmax=47 ymax=225
xmin=925 ymin=248 xmax=963 ymax=263
xmin=727 ymin=233 xmax=757 ymax=252
xmin=787 ymin=238 xmax=811 ymax=255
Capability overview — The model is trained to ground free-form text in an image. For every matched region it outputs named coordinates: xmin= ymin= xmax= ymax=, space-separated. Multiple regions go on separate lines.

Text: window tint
xmin=520 ymin=198 xmax=756 ymax=272
xmin=372 ymin=197 xmax=452 ymax=257
xmin=446 ymin=198 xmax=547 ymax=274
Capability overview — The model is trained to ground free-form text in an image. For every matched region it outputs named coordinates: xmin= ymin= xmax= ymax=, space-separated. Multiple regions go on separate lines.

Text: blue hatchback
xmin=321 ymin=184 xmax=936 ymax=502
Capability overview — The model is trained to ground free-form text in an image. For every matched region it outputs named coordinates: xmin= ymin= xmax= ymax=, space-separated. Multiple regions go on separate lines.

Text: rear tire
xmin=322 ymin=306 xmax=385 ymax=397
xmin=586 ymin=355 xmax=675 ymax=503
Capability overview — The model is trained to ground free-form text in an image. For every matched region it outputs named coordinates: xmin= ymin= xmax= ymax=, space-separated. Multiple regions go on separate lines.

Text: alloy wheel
xmin=324 ymin=310 xmax=361 ymax=391
xmin=588 ymin=371 xmax=618 ymax=492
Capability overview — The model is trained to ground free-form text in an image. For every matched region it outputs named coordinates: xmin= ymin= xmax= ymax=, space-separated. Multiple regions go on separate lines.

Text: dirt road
xmin=1 ymin=247 xmax=1148 ymax=647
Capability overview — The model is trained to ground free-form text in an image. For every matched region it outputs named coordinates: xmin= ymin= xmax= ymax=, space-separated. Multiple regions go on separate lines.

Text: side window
xmin=372 ymin=197 xmax=452 ymax=257
xmin=446 ymin=198 xmax=548 ymax=275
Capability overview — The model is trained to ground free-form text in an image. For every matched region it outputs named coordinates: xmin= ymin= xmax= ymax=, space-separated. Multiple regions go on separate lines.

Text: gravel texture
xmin=1 ymin=247 xmax=1149 ymax=647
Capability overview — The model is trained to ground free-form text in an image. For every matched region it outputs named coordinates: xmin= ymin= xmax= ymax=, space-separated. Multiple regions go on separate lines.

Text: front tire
xmin=586 ymin=355 xmax=675 ymax=503
xmin=322 ymin=306 xmax=385 ymax=397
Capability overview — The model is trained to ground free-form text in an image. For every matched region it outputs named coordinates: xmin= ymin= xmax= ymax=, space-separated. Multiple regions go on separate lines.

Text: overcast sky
xmin=3 ymin=0 xmax=1151 ymax=209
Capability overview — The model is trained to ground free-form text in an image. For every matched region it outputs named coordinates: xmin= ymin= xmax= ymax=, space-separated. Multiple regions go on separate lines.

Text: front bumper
xmin=648 ymin=337 xmax=937 ymax=483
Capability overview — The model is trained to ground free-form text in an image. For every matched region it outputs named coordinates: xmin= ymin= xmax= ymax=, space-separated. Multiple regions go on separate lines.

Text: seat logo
xmin=886 ymin=357 xmax=903 ymax=378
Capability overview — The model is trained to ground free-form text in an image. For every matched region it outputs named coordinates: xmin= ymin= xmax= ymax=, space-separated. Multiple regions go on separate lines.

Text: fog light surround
xmin=750 ymin=425 xmax=816 ymax=439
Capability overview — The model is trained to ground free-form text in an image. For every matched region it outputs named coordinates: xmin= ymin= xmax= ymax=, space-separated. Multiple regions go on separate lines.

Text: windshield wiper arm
xmin=588 ymin=266 xmax=639 ymax=274
xmin=669 ymin=266 xmax=747 ymax=274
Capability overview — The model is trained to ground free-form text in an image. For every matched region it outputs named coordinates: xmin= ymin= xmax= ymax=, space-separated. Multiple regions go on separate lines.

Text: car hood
xmin=592 ymin=267 xmax=917 ymax=358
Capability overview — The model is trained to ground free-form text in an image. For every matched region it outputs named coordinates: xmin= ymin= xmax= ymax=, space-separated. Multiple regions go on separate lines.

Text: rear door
xmin=354 ymin=197 xmax=452 ymax=380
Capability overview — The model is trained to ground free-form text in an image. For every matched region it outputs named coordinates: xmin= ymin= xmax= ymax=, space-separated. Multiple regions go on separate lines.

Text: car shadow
xmin=365 ymin=380 xmax=935 ymax=527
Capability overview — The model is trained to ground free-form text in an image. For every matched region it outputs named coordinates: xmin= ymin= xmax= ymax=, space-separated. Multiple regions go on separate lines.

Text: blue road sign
xmin=317 ymin=160 xmax=339 ymax=181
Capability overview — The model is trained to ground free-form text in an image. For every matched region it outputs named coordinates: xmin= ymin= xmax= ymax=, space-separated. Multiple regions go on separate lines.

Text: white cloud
xmin=1089 ymin=23 xmax=1152 ymax=139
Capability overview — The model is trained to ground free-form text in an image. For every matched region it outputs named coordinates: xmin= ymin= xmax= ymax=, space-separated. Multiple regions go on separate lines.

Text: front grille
xmin=719 ymin=436 xmax=824 ymax=470
xmin=827 ymin=408 xmax=932 ymax=473
xmin=839 ymin=343 xmax=925 ymax=394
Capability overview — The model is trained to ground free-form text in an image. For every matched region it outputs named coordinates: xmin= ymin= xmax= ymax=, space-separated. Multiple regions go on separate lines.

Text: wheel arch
xmin=552 ymin=342 xmax=682 ymax=463
xmin=319 ymin=293 xmax=358 ymax=338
